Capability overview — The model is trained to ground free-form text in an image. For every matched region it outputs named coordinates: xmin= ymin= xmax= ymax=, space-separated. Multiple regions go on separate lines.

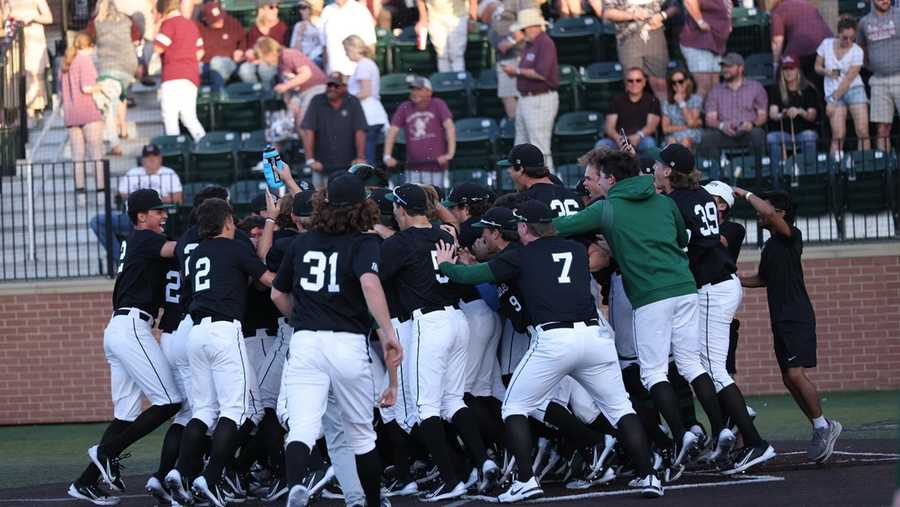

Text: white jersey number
xmin=694 ymin=202 xmax=720 ymax=237
xmin=182 ymin=243 xmax=199 ymax=276
xmin=549 ymin=199 xmax=580 ymax=217
xmin=430 ymin=251 xmax=450 ymax=284
xmin=552 ymin=252 xmax=573 ymax=284
xmin=301 ymin=251 xmax=341 ymax=293
xmin=509 ymin=295 xmax=522 ymax=312
xmin=194 ymin=257 xmax=211 ymax=292
xmin=164 ymin=270 xmax=181 ymax=303
xmin=116 ymin=241 xmax=127 ymax=274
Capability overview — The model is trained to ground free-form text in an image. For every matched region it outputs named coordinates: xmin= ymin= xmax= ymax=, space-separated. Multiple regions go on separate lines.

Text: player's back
xmin=380 ymin=225 xmax=460 ymax=315
xmin=522 ymin=182 xmax=583 ymax=217
xmin=112 ymin=229 xmax=170 ymax=315
xmin=667 ymin=187 xmax=736 ymax=286
xmin=187 ymin=237 xmax=265 ymax=321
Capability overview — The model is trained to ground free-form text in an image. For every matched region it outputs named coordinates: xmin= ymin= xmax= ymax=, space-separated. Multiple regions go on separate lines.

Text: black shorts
xmin=772 ymin=320 xmax=817 ymax=371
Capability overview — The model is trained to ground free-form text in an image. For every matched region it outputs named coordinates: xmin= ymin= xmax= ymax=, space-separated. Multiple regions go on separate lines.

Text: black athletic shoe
xmin=88 ymin=446 xmax=127 ymax=493
xmin=723 ymin=444 xmax=776 ymax=475
xmin=67 ymin=482 xmax=119 ymax=505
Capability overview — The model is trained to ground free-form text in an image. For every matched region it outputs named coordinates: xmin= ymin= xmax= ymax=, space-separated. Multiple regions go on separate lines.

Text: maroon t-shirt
xmin=771 ymin=0 xmax=832 ymax=58
xmin=390 ymin=98 xmax=453 ymax=171
xmin=679 ymin=0 xmax=732 ymax=55
xmin=246 ymin=21 xmax=289 ymax=49
xmin=611 ymin=92 xmax=661 ymax=135
xmin=155 ymin=15 xmax=203 ymax=86
xmin=199 ymin=15 xmax=246 ymax=63
xmin=279 ymin=48 xmax=326 ymax=92
xmin=517 ymin=31 xmax=559 ymax=95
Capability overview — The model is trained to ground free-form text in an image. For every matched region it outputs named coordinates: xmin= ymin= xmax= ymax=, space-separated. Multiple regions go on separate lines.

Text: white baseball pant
xmin=699 ymin=275 xmax=743 ymax=392
xmin=427 ymin=12 xmax=468 ymax=72
xmin=515 ymin=91 xmax=559 ymax=172
xmin=568 ymin=377 xmax=602 ymax=425
xmin=104 ymin=310 xmax=183 ymax=421
xmin=531 ymin=376 xmax=574 ymax=424
xmin=390 ymin=318 xmax=417 ymax=433
xmin=244 ymin=328 xmax=276 ymax=377
xmin=633 ymin=293 xmax=706 ymax=391
xmin=608 ymin=272 xmax=639 ymax=369
xmin=502 ymin=322 xmax=634 ymax=427
xmin=259 ymin=319 xmax=291 ymax=410
xmin=322 ymin=389 xmax=366 ymax=506
xmin=460 ymin=299 xmax=502 ymax=397
xmin=158 ymin=79 xmax=206 ymax=142
xmin=282 ymin=330 xmax=377 ymax=454
xmin=407 ymin=307 xmax=469 ymax=422
xmin=160 ymin=314 xmax=194 ymax=425
xmin=498 ymin=319 xmax=530 ymax=378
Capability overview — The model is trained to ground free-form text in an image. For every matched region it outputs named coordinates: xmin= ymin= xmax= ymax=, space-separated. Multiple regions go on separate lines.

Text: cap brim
xmin=152 ymin=203 xmax=178 ymax=210
xmin=496 ymin=159 xmax=513 ymax=168
xmin=384 ymin=193 xmax=401 ymax=203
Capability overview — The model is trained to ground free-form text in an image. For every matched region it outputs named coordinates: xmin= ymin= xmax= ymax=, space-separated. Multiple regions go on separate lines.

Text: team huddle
xmin=66 ymin=141 xmax=842 ymax=507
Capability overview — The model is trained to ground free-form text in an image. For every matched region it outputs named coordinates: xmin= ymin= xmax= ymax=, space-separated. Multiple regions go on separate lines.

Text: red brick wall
xmin=0 ymin=249 xmax=898 ymax=425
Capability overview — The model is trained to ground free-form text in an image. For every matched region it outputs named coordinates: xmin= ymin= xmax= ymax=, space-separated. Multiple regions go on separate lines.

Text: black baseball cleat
xmin=164 ymin=469 xmax=193 ymax=505
xmin=88 ymin=446 xmax=126 ymax=493
xmin=144 ymin=476 xmax=172 ymax=504
xmin=67 ymin=482 xmax=120 ymax=505
xmin=192 ymin=476 xmax=226 ymax=507
xmin=723 ymin=444 xmax=777 ymax=475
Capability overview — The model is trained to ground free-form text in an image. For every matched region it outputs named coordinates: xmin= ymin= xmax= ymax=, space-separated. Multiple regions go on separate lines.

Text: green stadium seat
xmin=229 ymin=179 xmax=267 ymax=217
xmin=744 ymin=52 xmax=775 ymax=88
xmin=380 ymin=73 xmax=414 ymax=118
xmin=727 ymin=7 xmax=768 ymax=57
xmin=181 ymin=181 xmax=217 ymax=207
xmin=221 ymin=0 xmax=256 ymax=27
xmin=838 ymin=0 xmax=869 ymax=17
xmin=496 ymin=117 xmax=516 ymax=159
xmin=474 ymin=69 xmax=504 ymax=118
xmin=557 ymin=164 xmax=583 ymax=188
xmin=840 ymin=150 xmax=894 ymax=215
xmin=581 ymin=62 xmax=623 ymax=113
xmin=596 ymin=21 xmax=618 ymax=61
xmin=237 ymin=130 xmax=268 ymax=174
xmin=213 ymin=82 xmax=265 ymax=133
xmin=552 ymin=111 xmax=603 ymax=166
xmin=465 ymin=23 xmax=493 ymax=72
xmin=453 ymin=117 xmax=498 ymax=170
xmin=189 ymin=131 xmax=239 ymax=184
xmin=390 ymin=26 xmax=437 ymax=75
xmin=196 ymin=86 xmax=215 ymax=133
xmin=375 ymin=27 xmax=392 ymax=73
xmin=449 ymin=168 xmax=495 ymax=188
xmin=430 ymin=71 xmax=474 ymax=119
xmin=557 ymin=64 xmax=580 ymax=114
xmin=150 ymin=134 xmax=192 ymax=175
xmin=549 ymin=16 xmax=600 ymax=67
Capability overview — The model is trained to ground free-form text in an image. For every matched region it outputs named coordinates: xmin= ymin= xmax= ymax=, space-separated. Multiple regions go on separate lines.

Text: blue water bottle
xmin=262 ymin=144 xmax=285 ymax=191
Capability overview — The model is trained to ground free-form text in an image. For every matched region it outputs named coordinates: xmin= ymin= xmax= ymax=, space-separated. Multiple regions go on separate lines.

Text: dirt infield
xmin=0 ymin=439 xmax=895 ymax=507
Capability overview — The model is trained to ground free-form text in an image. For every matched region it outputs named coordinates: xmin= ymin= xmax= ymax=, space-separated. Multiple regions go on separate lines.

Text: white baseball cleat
xmin=630 ymin=473 xmax=663 ymax=498
xmin=497 ymin=476 xmax=543 ymax=503
xmin=287 ymin=485 xmax=310 ymax=507
xmin=67 ymin=483 xmax=120 ymax=506
xmin=673 ymin=430 xmax=699 ymax=467
xmin=145 ymin=476 xmax=172 ymax=504
xmin=164 ymin=469 xmax=192 ymax=505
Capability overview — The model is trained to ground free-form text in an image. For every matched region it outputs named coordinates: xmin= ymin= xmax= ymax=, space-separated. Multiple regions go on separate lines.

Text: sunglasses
xmin=671 ymin=78 xmax=686 ymax=84
xmin=327 ymin=82 xmax=345 ymax=88
xmin=626 ymin=78 xmax=645 ymax=83
xmin=299 ymin=4 xmax=310 ymax=8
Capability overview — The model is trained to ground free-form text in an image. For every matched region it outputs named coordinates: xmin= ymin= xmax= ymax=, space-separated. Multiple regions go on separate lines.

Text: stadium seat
xmin=596 ymin=21 xmax=618 ymax=61
xmin=189 ymin=131 xmax=239 ymax=184
xmin=557 ymin=64 xmax=580 ymax=114
xmin=430 ymin=71 xmax=474 ymax=119
xmin=229 ymin=179 xmax=267 ymax=217
xmin=381 ymin=73 xmax=414 ymax=118
xmin=237 ymin=130 xmax=268 ymax=175
xmin=150 ymin=134 xmax=192 ymax=175
xmin=838 ymin=0 xmax=869 ymax=17
xmin=453 ymin=117 xmax=498 ymax=169
xmin=213 ymin=82 xmax=265 ymax=133
xmin=840 ymin=150 xmax=894 ymax=215
xmin=449 ymin=168 xmax=495 ymax=188
xmin=496 ymin=117 xmax=516 ymax=159
xmin=581 ymin=62 xmax=623 ymax=113
xmin=557 ymin=163 xmax=583 ymax=188
xmin=744 ymin=52 xmax=775 ymax=88
xmin=465 ymin=22 xmax=493 ymax=72
xmin=375 ymin=27 xmax=392 ymax=74
xmin=390 ymin=26 xmax=437 ymax=75
xmin=552 ymin=111 xmax=603 ymax=166
xmin=181 ymin=181 xmax=217 ymax=207
xmin=549 ymin=16 xmax=600 ymax=67
xmin=474 ymin=69 xmax=505 ymax=118
xmin=727 ymin=7 xmax=768 ymax=57
xmin=196 ymin=86 xmax=215 ymax=132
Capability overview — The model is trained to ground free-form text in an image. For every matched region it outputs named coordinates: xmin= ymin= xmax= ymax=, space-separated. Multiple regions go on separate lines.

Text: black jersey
xmin=521 ymin=182 xmax=583 ymax=217
xmin=719 ymin=221 xmax=746 ymax=263
xmin=273 ymin=230 xmax=380 ymax=334
xmin=187 ymin=237 xmax=267 ymax=321
xmin=494 ymin=242 xmax=531 ymax=333
xmin=759 ymin=227 xmax=815 ymax=324
xmin=456 ymin=217 xmax=483 ymax=303
xmin=177 ymin=225 xmax=253 ymax=312
xmin=667 ymin=188 xmax=736 ymax=286
xmin=243 ymin=229 xmax=298 ymax=335
xmin=380 ymin=225 xmax=462 ymax=314
xmin=112 ymin=229 xmax=170 ymax=316
xmin=158 ymin=258 xmax=185 ymax=333
xmin=265 ymin=229 xmax=301 ymax=272
xmin=488 ymin=236 xmax=596 ymax=325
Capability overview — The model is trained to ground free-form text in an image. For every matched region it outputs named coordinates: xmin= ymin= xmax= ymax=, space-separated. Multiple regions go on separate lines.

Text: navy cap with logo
xmin=326 ymin=173 xmax=367 ymax=207
xmin=292 ymin=190 xmax=315 ymax=217
xmin=444 ymin=181 xmax=490 ymax=207
xmin=497 ymin=143 xmax=544 ymax=169
xmin=142 ymin=143 xmax=161 ymax=158
xmin=472 ymin=206 xmax=517 ymax=231
xmin=127 ymin=188 xmax=173 ymax=215
xmin=513 ymin=199 xmax=555 ymax=223
xmin=660 ymin=143 xmax=695 ymax=174
xmin=385 ymin=183 xmax=428 ymax=212
xmin=367 ymin=187 xmax=395 ymax=216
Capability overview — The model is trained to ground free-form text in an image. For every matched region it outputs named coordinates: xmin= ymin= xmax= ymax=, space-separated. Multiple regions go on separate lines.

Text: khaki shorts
xmin=617 ymin=28 xmax=669 ymax=79
xmin=869 ymin=73 xmax=900 ymax=123
xmin=497 ymin=58 xmax=518 ymax=98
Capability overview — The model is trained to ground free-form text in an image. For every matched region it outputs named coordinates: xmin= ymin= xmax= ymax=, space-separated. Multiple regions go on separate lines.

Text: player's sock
xmin=419 ymin=416 xmax=459 ymax=486
xmin=690 ymin=373 xmax=726 ymax=436
xmin=616 ymin=414 xmax=653 ymax=476
xmin=718 ymin=385 xmax=764 ymax=446
xmin=100 ymin=403 xmax=181 ymax=457
xmin=504 ymin=415 xmax=535 ymax=482
xmin=622 ymin=366 xmax=672 ymax=449
xmin=177 ymin=419 xmax=209 ymax=479
xmin=812 ymin=415 xmax=828 ymax=429
xmin=545 ymin=402 xmax=603 ymax=448
xmin=154 ymin=423 xmax=184 ymax=480
xmin=228 ymin=419 xmax=257 ymax=474
xmin=355 ymin=448 xmax=383 ymax=507
xmin=75 ymin=419 xmax=130 ymax=486
xmin=285 ymin=441 xmax=311 ymax=488
xmin=202 ymin=417 xmax=239 ymax=484
xmin=669 ymin=362 xmax=701 ymax=429
xmin=451 ymin=407 xmax=490 ymax=466
xmin=464 ymin=395 xmax=504 ymax=448
xmin=260 ymin=409 xmax=286 ymax=479
xmin=588 ymin=412 xmax=618 ymax=437
xmin=383 ymin=420 xmax=413 ymax=482
xmin=649 ymin=381 xmax=686 ymax=443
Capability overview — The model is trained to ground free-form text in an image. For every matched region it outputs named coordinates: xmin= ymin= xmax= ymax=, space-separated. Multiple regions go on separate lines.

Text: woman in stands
xmin=344 ymin=35 xmax=389 ymax=166
xmin=661 ymin=67 xmax=703 ymax=151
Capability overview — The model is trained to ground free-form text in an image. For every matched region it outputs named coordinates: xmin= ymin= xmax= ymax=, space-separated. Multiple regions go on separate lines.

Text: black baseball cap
xmin=513 ymin=199 xmax=554 ymax=224
xmin=251 ymin=193 xmax=268 ymax=214
xmin=472 ymin=206 xmax=517 ymax=231
xmin=326 ymin=173 xmax=366 ymax=207
xmin=444 ymin=182 xmax=490 ymax=207
xmin=127 ymin=188 xmax=173 ymax=214
xmin=349 ymin=163 xmax=389 ymax=187
xmin=292 ymin=190 xmax=315 ymax=217
xmin=660 ymin=143 xmax=695 ymax=174
xmin=142 ymin=143 xmax=161 ymax=157
xmin=385 ymin=183 xmax=428 ymax=212
xmin=368 ymin=187 xmax=395 ymax=216
xmin=497 ymin=143 xmax=544 ymax=170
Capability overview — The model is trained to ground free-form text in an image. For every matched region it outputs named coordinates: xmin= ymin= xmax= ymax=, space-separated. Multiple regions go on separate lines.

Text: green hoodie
xmin=553 ymin=175 xmax=696 ymax=308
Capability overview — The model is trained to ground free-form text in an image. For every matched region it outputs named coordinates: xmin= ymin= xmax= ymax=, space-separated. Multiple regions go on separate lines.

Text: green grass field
xmin=0 ymin=390 xmax=897 ymax=490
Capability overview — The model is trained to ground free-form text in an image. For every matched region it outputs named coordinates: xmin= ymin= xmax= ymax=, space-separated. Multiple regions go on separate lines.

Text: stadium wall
xmin=0 ymin=243 xmax=898 ymax=425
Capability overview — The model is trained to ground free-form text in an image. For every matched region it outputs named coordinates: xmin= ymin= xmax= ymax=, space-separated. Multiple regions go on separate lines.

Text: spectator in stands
xmin=381 ymin=0 xmax=415 ymax=29
xmin=501 ymin=8 xmax=559 ymax=170
xmin=112 ymin=0 xmax=156 ymax=85
xmin=596 ymin=67 xmax=661 ymax=153
xmin=766 ymin=55 xmax=819 ymax=172
xmin=90 ymin=143 xmax=183 ymax=257
xmin=87 ymin=0 xmax=140 ymax=156
xmin=857 ymin=0 xmax=900 ymax=151
xmin=154 ymin=0 xmax=206 ymax=141
xmin=344 ymin=35 xmax=389 ymax=165
xmin=1 ymin=0 xmax=52 ymax=119
xmin=300 ymin=72 xmax=368 ymax=187
xmin=558 ymin=0 xmax=601 ymax=18
xmin=482 ymin=0 xmax=529 ymax=119
xmin=816 ymin=16 xmax=870 ymax=157
xmin=602 ymin=0 xmax=679 ymax=99
xmin=289 ymin=0 xmax=324 ymax=68
xmin=700 ymin=52 xmax=768 ymax=169
xmin=255 ymin=36 xmax=327 ymax=139
xmin=61 ymin=32 xmax=106 ymax=206
xmin=198 ymin=1 xmax=245 ymax=91
xmin=679 ymin=0 xmax=731 ymax=97
xmin=769 ymin=0 xmax=832 ymax=90
xmin=237 ymin=0 xmax=289 ymax=86
xmin=320 ymin=0 xmax=377 ymax=77
xmin=661 ymin=67 xmax=703 ymax=150
xmin=383 ymin=76 xmax=456 ymax=186
xmin=415 ymin=0 xmax=476 ymax=72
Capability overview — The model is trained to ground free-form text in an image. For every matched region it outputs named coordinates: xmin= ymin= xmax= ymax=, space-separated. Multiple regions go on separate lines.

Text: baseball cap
xmin=512 ymin=199 xmax=554 ymax=224
xmin=472 ymin=206 xmax=517 ymax=231
xmin=408 ymin=76 xmax=432 ymax=90
xmin=637 ymin=151 xmax=659 ymax=175
xmin=348 ymin=163 xmax=389 ymax=187
xmin=385 ymin=183 xmax=428 ymax=212
xmin=497 ymin=143 xmax=544 ymax=170
xmin=368 ymin=187 xmax=395 ymax=216
xmin=780 ymin=54 xmax=799 ymax=70
xmin=327 ymin=72 xmax=348 ymax=86
xmin=142 ymin=143 xmax=161 ymax=158
xmin=721 ymin=52 xmax=745 ymax=67
xmin=326 ymin=173 xmax=366 ymax=207
xmin=703 ymin=180 xmax=735 ymax=208
xmin=660 ymin=143 xmax=695 ymax=174
xmin=127 ymin=188 xmax=173 ymax=214
xmin=251 ymin=193 xmax=268 ymax=214
xmin=444 ymin=182 xmax=490 ymax=207
xmin=201 ymin=2 xmax=225 ymax=23
xmin=292 ymin=190 xmax=315 ymax=217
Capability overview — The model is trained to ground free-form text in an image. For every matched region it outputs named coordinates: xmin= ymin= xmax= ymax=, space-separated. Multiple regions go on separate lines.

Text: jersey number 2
xmin=301 ymin=251 xmax=340 ymax=293
xmin=194 ymin=257 xmax=211 ymax=292
xmin=165 ymin=270 xmax=181 ymax=303
xmin=552 ymin=252 xmax=573 ymax=283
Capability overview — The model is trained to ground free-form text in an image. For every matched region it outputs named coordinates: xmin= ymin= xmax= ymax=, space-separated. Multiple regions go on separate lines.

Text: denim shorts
xmin=832 ymin=85 xmax=868 ymax=107
xmin=680 ymin=44 xmax=722 ymax=73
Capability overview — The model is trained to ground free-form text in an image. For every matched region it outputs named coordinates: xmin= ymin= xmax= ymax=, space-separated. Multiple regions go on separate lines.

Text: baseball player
xmin=269 ymin=174 xmax=402 ymax=507
xmin=69 ymin=189 xmax=183 ymax=506
xmin=501 ymin=143 xmax=583 ymax=217
xmin=380 ymin=183 xmax=500 ymax=501
xmin=435 ymin=199 xmax=662 ymax=501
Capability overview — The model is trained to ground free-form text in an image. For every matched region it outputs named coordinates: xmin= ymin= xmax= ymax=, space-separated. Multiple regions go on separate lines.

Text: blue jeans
xmin=365 ymin=124 xmax=383 ymax=165
xmin=90 ymin=211 xmax=132 ymax=259
xmin=595 ymin=135 xmax=658 ymax=154
xmin=238 ymin=61 xmax=278 ymax=87
xmin=766 ymin=130 xmax=818 ymax=173
xmin=201 ymin=56 xmax=238 ymax=91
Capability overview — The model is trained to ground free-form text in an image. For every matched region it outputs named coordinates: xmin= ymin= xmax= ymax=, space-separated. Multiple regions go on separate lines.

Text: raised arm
xmin=552 ymin=199 xmax=606 ymax=237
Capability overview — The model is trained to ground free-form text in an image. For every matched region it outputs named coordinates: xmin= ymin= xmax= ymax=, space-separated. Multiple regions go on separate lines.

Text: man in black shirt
xmin=738 ymin=189 xmax=842 ymax=464
xmin=500 ymin=143 xmax=583 ymax=217
xmin=69 ymin=189 xmax=183 ymax=506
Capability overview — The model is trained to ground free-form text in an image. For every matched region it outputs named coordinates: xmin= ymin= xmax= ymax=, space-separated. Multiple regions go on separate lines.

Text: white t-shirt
xmin=816 ymin=38 xmax=865 ymax=98
xmin=348 ymin=57 xmax=389 ymax=126
xmin=320 ymin=0 xmax=377 ymax=77
xmin=117 ymin=166 xmax=183 ymax=199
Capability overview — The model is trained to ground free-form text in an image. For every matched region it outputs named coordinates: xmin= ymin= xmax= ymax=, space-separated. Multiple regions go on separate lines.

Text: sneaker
xmin=264 ymin=478 xmax=289 ymax=502
xmin=222 ymin=470 xmax=247 ymax=503
xmin=659 ymin=445 xmax=684 ymax=483
xmin=306 ymin=465 xmax=335 ymax=498
xmin=566 ymin=466 xmax=616 ymax=490
xmin=689 ymin=424 xmax=708 ymax=448
xmin=499 ymin=454 xmax=517 ymax=486
xmin=674 ymin=430 xmax=699 ymax=467
xmin=463 ymin=468 xmax=479 ymax=490
xmin=420 ymin=481 xmax=466 ymax=502
xmin=808 ymin=420 xmax=842 ymax=463
xmin=588 ymin=436 xmax=616 ymax=480
xmin=192 ymin=476 xmax=226 ymax=507
xmin=287 ymin=485 xmax=310 ymax=507
xmin=703 ymin=428 xmax=737 ymax=463
xmin=537 ymin=449 xmax=563 ymax=482
xmin=145 ymin=476 xmax=172 ymax=504
xmin=630 ymin=473 xmax=663 ymax=498
xmin=67 ymin=483 xmax=120 ymax=505
xmin=723 ymin=444 xmax=777 ymax=475
xmin=164 ymin=469 xmax=193 ymax=505
xmin=479 ymin=459 xmax=500 ymax=494
xmin=497 ymin=476 xmax=543 ymax=503
xmin=320 ymin=481 xmax=345 ymax=500
xmin=88 ymin=446 xmax=126 ymax=493
xmin=385 ymin=478 xmax=419 ymax=497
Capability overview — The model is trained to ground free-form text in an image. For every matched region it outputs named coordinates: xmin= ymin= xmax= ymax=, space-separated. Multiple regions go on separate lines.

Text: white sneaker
xmin=145 ymin=476 xmax=172 ymax=503
xmin=566 ymin=466 xmax=616 ymax=490
xmin=497 ymin=476 xmax=543 ymax=503
xmin=191 ymin=476 xmax=225 ymax=507
xmin=287 ymin=485 xmax=309 ymax=507
xmin=479 ymin=459 xmax=500 ymax=493
xmin=630 ymin=474 xmax=663 ymax=498
xmin=421 ymin=481 xmax=466 ymax=502
xmin=386 ymin=480 xmax=418 ymax=497
xmin=164 ymin=469 xmax=192 ymax=505
xmin=674 ymin=431 xmax=699 ymax=467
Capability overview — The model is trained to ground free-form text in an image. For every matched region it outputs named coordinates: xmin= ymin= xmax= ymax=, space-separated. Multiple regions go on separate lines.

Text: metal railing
xmin=0 ymin=21 xmax=26 ymax=177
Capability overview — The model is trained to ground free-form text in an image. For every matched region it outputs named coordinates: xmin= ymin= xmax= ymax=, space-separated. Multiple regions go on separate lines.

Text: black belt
xmin=415 ymin=303 xmax=458 ymax=317
xmin=114 ymin=308 xmax=153 ymax=324
xmin=538 ymin=318 xmax=599 ymax=332
xmin=191 ymin=311 xmax=235 ymax=323
xmin=460 ymin=294 xmax=480 ymax=304
xmin=702 ymin=273 xmax=736 ymax=288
